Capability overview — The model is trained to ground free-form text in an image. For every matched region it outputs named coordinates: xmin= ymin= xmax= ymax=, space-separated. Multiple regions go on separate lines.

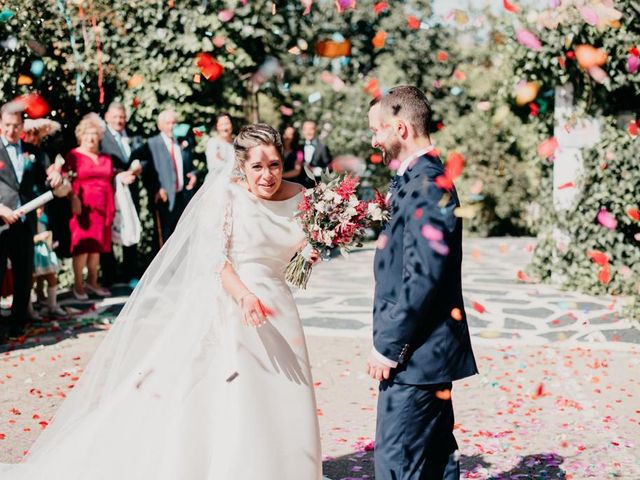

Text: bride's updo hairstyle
xmin=233 ymin=123 xmax=284 ymax=171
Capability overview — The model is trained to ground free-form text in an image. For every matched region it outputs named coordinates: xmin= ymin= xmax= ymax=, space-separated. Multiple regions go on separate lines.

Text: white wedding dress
xmin=0 ymin=172 xmax=322 ymax=479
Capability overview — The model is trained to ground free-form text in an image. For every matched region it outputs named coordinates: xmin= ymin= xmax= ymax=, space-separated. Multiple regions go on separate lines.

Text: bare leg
xmin=35 ymin=276 xmax=46 ymax=302
xmin=86 ymin=253 xmax=101 ymax=288
xmin=45 ymin=272 xmax=57 ymax=288
xmin=72 ymin=253 xmax=88 ymax=294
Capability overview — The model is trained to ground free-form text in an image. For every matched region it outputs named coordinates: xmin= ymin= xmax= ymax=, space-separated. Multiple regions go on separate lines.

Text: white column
xmin=550 ymin=84 xmax=601 ymax=283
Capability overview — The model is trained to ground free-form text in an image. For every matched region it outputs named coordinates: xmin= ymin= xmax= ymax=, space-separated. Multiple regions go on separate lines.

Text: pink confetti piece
xmin=217 ymin=9 xmax=234 ymax=22
xmin=516 ymin=28 xmax=542 ymax=51
xmin=597 ymin=209 xmax=617 ymax=229
xmin=588 ymin=65 xmax=608 ymax=84
xmin=579 ymin=5 xmax=599 ymax=25
xmin=421 ymin=224 xmax=444 ymax=242
xmin=429 ymin=240 xmax=449 ymax=256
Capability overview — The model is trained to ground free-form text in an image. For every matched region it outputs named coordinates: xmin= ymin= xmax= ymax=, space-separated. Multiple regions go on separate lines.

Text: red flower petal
xmin=587 ymin=250 xmax=609 ymax=266
xmin=373 ymin=1 xmax=388 ymax=14
xmin=472 ymin=301 xmax=486 ymax=314
xmin=407 ymin=15 xmax=421 ymax=29
xmin=445 ymin=151 xmax=465 ymax=180
xmin=435 ymin=174 xmax=453 ymax=191
xmin=503 ymin=0 xmax=519 ymax=13
xmin=627 ymin=208 xmax=640 ymax=222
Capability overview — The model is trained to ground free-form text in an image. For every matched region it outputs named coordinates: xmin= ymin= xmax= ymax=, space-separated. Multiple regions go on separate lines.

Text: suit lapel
xmin=103 ymin=130 xmax=120 ymax=156
xmin=0 ymin=142 xmax=20 ymax=190
xmin=310 ymin=140 xmax=320 ymax=166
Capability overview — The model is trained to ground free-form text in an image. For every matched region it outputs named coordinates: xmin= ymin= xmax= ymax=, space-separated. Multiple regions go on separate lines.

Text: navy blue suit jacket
xmin=373 ymin=152 xmax=478 ymax=385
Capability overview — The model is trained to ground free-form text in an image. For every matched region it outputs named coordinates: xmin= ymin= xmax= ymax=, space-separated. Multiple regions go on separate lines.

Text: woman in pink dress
xmin=64 ymin=113 xmax=136 ymax=300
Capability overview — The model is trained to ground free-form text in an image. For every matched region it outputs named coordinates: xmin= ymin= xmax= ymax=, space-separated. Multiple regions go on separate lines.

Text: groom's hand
xmin=366 ymin=355 xmax=392 ymax=381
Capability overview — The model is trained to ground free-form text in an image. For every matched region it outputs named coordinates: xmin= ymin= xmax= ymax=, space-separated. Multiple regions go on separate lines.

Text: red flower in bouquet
xmin=285 ymin=172 xmax=389 ymax=289
xmin=335 ymin=173 xmax=359 ymax=200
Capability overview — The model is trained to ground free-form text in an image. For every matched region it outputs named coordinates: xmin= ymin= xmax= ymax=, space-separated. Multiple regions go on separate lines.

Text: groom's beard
xmin=382 ymin=137 xmax=402 ymax=167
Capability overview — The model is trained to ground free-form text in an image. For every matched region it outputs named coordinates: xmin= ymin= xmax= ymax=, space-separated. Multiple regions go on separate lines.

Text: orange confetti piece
xmin=315 ymin=39 xmax=351 ymax=58
xmin=435 ymin=389 xmax=452 ymax=400
xmin=372 ymin=30 xmax=386 ymax=49
xmin=17 ymin=75 xmax=33 ymax=86
xmin=575 ymin=45 xmax=608 ymax=69
xmin=370 ymin=153 xmax=382 ymax=164
xmin=451 ymin=308 xmax=463 ymax=321
xmin=127 ymin=74 xmax=144 ymax=89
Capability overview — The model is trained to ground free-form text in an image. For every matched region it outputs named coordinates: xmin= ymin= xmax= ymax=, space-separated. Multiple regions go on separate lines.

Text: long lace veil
xmin=1 ymin=161 xmax=236 ymax=473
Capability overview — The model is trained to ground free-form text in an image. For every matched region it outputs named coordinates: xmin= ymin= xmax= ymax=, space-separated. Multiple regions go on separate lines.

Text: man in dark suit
xmin=366 ymin=86 xmax=477 ymax=480
xmin=134 ymin=109 xmax=197 ymax=253
xmin=299 ymin=120 xmax=332 ymax=188
xmin=0 ymin=105 xmax=62 ymax=338
xmin=100 ymin=101 xmax=143 ymax=285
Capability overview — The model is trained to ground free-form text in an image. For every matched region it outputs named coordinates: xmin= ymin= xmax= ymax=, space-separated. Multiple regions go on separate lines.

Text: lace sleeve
xmin=212 ymin=195 xmax=233 ymax=285
xmin=221 ymin=201 xmax=233 ymax=265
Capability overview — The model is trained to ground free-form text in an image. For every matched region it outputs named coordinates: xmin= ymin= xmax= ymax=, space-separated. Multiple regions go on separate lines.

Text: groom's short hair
xmin=370 ymin=85 xmax=432 ymax=138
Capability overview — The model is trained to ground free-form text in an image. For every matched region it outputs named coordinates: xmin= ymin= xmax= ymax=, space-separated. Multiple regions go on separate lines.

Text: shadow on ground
xmin=323 ymin=451 xmax=566 ymax=479
xmin=0 ymin=287 xmax=131 ymax=353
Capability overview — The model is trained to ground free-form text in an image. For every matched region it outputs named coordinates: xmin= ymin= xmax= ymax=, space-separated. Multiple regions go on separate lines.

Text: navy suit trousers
xmin=375 ymin=381 xmax=460 ymax=480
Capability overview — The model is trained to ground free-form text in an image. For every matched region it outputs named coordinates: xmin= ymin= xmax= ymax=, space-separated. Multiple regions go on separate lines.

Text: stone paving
xmin=1 ymin=237 xmax=639 ymax=479
xmin=297 ymin=237 xmax=639 ymax=347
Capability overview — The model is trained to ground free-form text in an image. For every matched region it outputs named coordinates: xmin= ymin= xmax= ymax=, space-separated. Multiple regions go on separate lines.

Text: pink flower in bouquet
xmin=298 ymin=194 xmax=312 ymax=213
xmin=285 ymin=172 xmax=389 ymax=288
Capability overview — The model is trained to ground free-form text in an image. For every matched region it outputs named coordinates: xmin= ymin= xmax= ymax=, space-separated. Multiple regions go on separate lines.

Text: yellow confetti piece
xmin=454 ymin=205 xmax=480 ymax=219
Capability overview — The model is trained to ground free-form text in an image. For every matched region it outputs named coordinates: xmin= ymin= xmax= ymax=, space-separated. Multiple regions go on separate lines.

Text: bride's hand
xmin=238 ymin=293 xmax=268 ymax=327
xmin=308 ymin=248 xmax=320 ymax=265
xmin=299 ymin=241 xmax=321 ymax=265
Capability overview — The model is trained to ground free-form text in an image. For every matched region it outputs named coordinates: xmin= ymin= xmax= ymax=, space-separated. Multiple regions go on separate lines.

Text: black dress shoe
xmin=8 ymin=325 xmax=26 ymax=339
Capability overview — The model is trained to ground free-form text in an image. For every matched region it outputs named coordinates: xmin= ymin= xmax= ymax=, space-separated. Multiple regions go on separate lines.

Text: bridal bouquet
xmin=285 ymin=172 xmax=389 ymax=289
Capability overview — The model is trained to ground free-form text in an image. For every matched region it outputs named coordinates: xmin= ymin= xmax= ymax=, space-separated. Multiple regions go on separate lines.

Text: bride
xmin=1 ymin=123 xmax=323 ymax=479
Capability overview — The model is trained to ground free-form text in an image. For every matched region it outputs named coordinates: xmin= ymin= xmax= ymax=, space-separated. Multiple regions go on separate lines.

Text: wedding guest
xmin=0 ymin=105 xmax=62 ymax=338
xmin=300 ymin=119 xmax=332 ymax=187
xmin=64 ymin=113 xmax=136 ymax=300
xmin=22 ymin=118 xmax=63 ymax=322
xmin=23 ymin=118 xmax=61 ymax=147
xmin=32 ymin=207 xmax=66 ymax=318
xmin=205 ymin=112 xmax=235 ymax=179
xmin=100 ymin=101 xmax=143 ymax=286
xmin=281 ymin=125 xmax=305 ymax=185
xmin=23 ymin=117 xmax=71 ymax=259
xmin=136 ymin=109 xmax=197 ymax=252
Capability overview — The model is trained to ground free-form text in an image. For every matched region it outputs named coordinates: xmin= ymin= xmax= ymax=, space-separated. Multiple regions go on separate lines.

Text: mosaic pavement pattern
xmin=296 ymin=237 xmax=639 ymax=347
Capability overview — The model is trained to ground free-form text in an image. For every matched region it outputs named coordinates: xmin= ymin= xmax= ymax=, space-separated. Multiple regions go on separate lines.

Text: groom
xmin=366 ymin=86 xmax=477 ymax=479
